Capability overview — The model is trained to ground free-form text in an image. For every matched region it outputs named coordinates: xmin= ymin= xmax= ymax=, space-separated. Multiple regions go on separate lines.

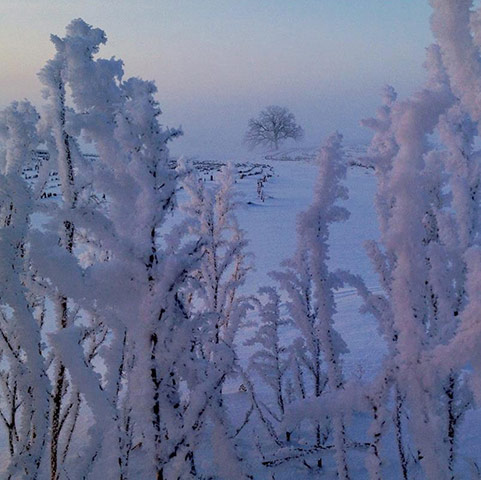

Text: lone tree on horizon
xmin=244 ymin=105 xmax=304 ymax=150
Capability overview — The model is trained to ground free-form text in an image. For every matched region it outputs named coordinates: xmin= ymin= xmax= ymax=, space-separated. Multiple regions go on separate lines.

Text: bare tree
xmin=244 ymin=105 xmax=303 ymax=150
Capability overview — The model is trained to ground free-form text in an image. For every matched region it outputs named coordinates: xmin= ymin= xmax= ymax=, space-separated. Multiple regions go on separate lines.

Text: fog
xmin=1 ymin=0 xmax=434 ymax=159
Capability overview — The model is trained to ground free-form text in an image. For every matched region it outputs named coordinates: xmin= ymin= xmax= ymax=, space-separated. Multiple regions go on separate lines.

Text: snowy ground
xmin=178 ymin=148 xmax=384 ymax=478
xmin=12 ymin=146 xmax=481 ymax=478
xmin=210 ymin=148 xmax=385 ymax=380
xmin=198 ymin=147 xmax=481 ymax=478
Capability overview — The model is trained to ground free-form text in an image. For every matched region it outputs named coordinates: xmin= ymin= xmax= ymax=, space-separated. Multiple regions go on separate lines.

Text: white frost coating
xmin=31 ymin=18 xmax=192 ymax=478
xmin=175 ymin=161 xmax=253 ymax=478
xmin=3 ymin=6 xmax=481 ymax=478
xmin=49 ymin=325 xmax=120 ymax=480
xmin=358 ymin=13 xmax=481 ymax=476
xmin=269 ymin=133 xmax=352 ymax=478
xmin=379 ymin=52 xmax=453 ymax=479
xmin=361 ymin=85 xmax=398 ymax=237
xmin=430 ymin=0 xmax=481 ymax=127
xmin=0 ymin=102 xmax=50 ymax=479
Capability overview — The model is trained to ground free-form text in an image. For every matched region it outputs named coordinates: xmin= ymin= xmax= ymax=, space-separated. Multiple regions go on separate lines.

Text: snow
xmin=212 ymin=148 xmax=481 ymax=478
xmin=3 ymin=144 xmax=389 ymax=477
xmin=229 ymin=152 xmax=384 ymax=376
xmin=5 ymin=7 xmax=481 ymax=477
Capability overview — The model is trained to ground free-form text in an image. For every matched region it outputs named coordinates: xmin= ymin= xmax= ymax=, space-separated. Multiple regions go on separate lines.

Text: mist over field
xmin=0 ymin=1 xmax=434 ymax=159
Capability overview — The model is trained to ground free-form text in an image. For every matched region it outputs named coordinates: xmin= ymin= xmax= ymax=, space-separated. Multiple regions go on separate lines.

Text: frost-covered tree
xmin=180 ymin=162 xmax=250 ymax=344
xmin=5 ymin=3 xmax=481 ymax=479
xmin=176 ymin=161 xmax=253 ymax=479
xmin=22 ymin=18 xmax=200 ymax=480
xmin=253 ymin=133 xmax=351 ymax=478
xmin=37 ymin=27 xmax=86 ymax=479
xmin=0 ymin=18 xmax=254 ymax=480
xmin=247 ymin=287 xmax=287 ymax=424
xmin=242 ymin=286 xmax=293 ymax=472
xmin=244 ymin=106 xmax=304 ymax=151
xmin=357 ymin=15 xmax=481 ymax=476
xmin=0 ymin=101 xmax=50 ymax=479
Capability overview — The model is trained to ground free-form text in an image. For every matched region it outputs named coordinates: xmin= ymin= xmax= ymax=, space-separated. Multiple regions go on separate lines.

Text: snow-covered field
xmin=198 ymin=149 xmax=481 ymax=479
xmin=170 ymin=150 xmax=381 ymax=478
xmin=6 ymin=143 xmax=481 ymax=478
xmin=228 ymin=153 xmax=386 ymax=479
xmin=228 ymin=151 xmax=384 ymax=377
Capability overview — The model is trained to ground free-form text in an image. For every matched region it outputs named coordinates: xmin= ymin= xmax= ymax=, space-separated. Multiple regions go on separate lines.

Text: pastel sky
xmin=1 ymin=1 xmax=435 ymax=159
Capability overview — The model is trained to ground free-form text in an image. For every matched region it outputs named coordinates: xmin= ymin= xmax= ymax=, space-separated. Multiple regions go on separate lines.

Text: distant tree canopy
xmin=244 ymin=105 xmax=303 ymax=150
